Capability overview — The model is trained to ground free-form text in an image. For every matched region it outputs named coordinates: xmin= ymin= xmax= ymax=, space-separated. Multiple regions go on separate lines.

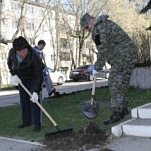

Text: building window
xmin=60 ymin=38 xmax=68 ymax=51
xmin=11 ymin=2 xmax=21 ymax=11
xmin=59 ymin=52 xmax=70 ymax=61
xmin=2 ymin=19 xmax=6 ymax=26
xmin=51 ymin=54 xmax=56 ymax=61
xmin=26 ymin=22 xmax=34 ymax=30
xmin=12 ymin=20 xmax=18 ymax=28
xmin=39 ymin=0 xmax=49 ymax=4
xmin=26 ymin=5 xmax=34 ymax=14
xmin=38 ymin=8 xmax=43 ymax=16
xmin=50 ymin=11 xmax=54 ymax=19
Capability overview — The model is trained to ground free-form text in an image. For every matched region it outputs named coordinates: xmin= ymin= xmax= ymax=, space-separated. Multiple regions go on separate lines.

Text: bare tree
xmin=104 ymin=0 xmax=147 ymax=34
xmin=0 ymin=0 xmax=11 ymax=44
xmin=133 ymin=31 xmax=151 ymax=66
xmin=25 ymin=0 xmax=53 ymax=45
xmin=11 ymin=0 xmax=26 ymax=39
xmin=59 ymin=0 xmax=107 ymax=68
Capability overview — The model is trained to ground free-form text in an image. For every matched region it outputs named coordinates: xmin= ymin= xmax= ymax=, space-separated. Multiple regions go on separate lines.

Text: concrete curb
xmin=0 ymin=86 xmax=16 ymax=91
xmin=0 ymin=136 xmax=46 ymax=147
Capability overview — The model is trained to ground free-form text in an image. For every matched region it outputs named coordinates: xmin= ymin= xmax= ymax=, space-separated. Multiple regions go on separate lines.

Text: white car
xmin=46 ymin=67 xmax=66 ymax=85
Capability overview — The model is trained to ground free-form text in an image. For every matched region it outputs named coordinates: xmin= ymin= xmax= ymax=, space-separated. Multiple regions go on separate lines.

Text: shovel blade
xmin=82 ymin=101 xmax=99 ymax=119
xmin=83 ymin=110 xmax=98 ymax=119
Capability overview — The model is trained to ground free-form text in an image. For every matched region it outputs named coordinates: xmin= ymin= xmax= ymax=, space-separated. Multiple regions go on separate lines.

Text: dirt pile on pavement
xmin=42 ymin=121 xmax=112 ymax=151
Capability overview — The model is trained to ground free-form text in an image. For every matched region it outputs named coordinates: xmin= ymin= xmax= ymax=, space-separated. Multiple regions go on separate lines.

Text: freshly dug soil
xmin=41 ymin=122 xmax=112 ymax=151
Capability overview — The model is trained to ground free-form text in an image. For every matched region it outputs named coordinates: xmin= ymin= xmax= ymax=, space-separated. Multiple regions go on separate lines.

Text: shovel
xmin=19 ymin=82 xmax=73 ymax=139
xmin=82 ymin=75 xmax=99 ymax=119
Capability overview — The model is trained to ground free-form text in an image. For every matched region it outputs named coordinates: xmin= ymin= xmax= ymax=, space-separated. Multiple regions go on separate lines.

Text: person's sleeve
xmin=93 ymin=27 xmax=109 ymax=71
xmin=32 ymin=52 xmax=44 ymax=93
xmin=7 ymin=49 xmax=15 ymax=75
xmin=94 ymin=52 xmax=106 ymax=71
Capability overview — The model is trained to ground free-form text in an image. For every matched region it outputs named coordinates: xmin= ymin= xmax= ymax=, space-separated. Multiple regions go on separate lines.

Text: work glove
xmin=93 ymin=70 xmax=98 ymax=76
xmin=10 ymin=75 xmax=21 ymax=86
xmin=31 ymin=92 xmax=38 ymax=103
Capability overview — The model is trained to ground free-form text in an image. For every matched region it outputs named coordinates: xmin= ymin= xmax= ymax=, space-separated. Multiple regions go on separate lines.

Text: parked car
xmin=69 ymin=64 xmax=95 ymax=82
xmin=98 ymin=69 xmax=110 ymax=79
xmin=90 ymin=69 xmax=110 ymax=80
xmin=45 ymin=67 xmax=66 ymax=85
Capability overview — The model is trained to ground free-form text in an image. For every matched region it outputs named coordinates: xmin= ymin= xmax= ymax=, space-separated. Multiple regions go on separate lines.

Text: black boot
xmin=48 ymin=89 xmax=56 ymax=96
xmin=18 ymin=123 xmax=31 ymax=128
xmin=121 ymin=108 xmax=129 ymax=115
xmin=33 ymin=124 xmax=41 ymax=132
xmin=103 ymin=111 xmax=124 ymax=125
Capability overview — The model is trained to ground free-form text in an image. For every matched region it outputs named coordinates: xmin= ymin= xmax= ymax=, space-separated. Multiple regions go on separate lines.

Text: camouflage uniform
xmin=81 ymin=14 xmax=139 ymax=112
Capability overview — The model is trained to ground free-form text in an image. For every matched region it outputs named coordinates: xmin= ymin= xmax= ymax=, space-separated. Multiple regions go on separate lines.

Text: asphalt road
xmin=0 ymin=79 xmax=108 ymax=107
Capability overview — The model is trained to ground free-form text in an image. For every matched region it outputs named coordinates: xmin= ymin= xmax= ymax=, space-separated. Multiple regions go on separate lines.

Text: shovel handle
xmin=19 ymin=82 xmax=58 ymax=127
xmin=91 ymin=75 xmax=97 ymax=104
xmin=92 ymin=75 xmax=97 ymax=95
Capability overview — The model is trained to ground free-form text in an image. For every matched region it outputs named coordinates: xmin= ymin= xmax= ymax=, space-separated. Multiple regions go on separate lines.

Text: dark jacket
xmin=7 ymin=47 xmax=44 ymax=93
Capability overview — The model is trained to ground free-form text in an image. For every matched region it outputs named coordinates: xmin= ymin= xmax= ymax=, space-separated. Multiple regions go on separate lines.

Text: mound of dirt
xmin=42 ymin=122 xmax=111 ymax=151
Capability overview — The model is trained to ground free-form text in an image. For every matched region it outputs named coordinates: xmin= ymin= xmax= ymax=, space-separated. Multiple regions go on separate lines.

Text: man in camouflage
xmin=80 ymin=13 xmax=139 ymax=124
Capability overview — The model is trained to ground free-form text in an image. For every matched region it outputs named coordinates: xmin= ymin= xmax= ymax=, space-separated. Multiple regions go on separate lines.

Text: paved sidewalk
xmin=0 ymin=137 xmax=45 ymax=151
xmin=0 ymin=88 xmax=19 ymax=96
xmin=104 ymin=135 xmax=151 ymax=151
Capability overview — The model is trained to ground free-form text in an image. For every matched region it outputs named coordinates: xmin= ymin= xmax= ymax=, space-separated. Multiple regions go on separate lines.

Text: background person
xmin=7 ymin=36 xmax=44 ymax=132
xmin=80 ymin=13 xmax=140 ymax=124
xmin=33 ymin=40 xmax=55 ymax=97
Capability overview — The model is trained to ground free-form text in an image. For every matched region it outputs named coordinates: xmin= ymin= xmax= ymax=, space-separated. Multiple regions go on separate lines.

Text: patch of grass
xmin=0 ymin=86 xmax=150 ymax=142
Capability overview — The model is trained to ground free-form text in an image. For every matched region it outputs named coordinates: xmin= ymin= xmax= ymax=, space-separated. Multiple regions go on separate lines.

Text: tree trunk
xmin=130 ymin=67 xmax=151 ymax=89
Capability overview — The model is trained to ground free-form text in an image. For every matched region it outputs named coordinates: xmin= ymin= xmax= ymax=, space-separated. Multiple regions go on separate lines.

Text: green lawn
xmin=0 ymin=86 xmax=151 ymax=142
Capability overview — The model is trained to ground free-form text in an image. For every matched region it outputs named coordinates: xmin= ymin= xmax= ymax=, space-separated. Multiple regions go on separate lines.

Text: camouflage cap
xmin=80 ymin=13 xmax=92 ymax=29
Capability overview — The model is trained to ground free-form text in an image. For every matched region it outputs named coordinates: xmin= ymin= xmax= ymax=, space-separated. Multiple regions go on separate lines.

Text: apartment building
xmin=0 ymin=0 xmax=85 ymax=87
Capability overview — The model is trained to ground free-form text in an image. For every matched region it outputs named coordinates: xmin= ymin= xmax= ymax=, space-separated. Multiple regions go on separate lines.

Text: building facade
xmin=0 ymin=0 xmax=96 ymax=87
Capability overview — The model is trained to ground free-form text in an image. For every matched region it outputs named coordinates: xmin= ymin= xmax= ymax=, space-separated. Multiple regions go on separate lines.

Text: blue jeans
xmin=43 ymin=74 xmax=53 ymax=95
